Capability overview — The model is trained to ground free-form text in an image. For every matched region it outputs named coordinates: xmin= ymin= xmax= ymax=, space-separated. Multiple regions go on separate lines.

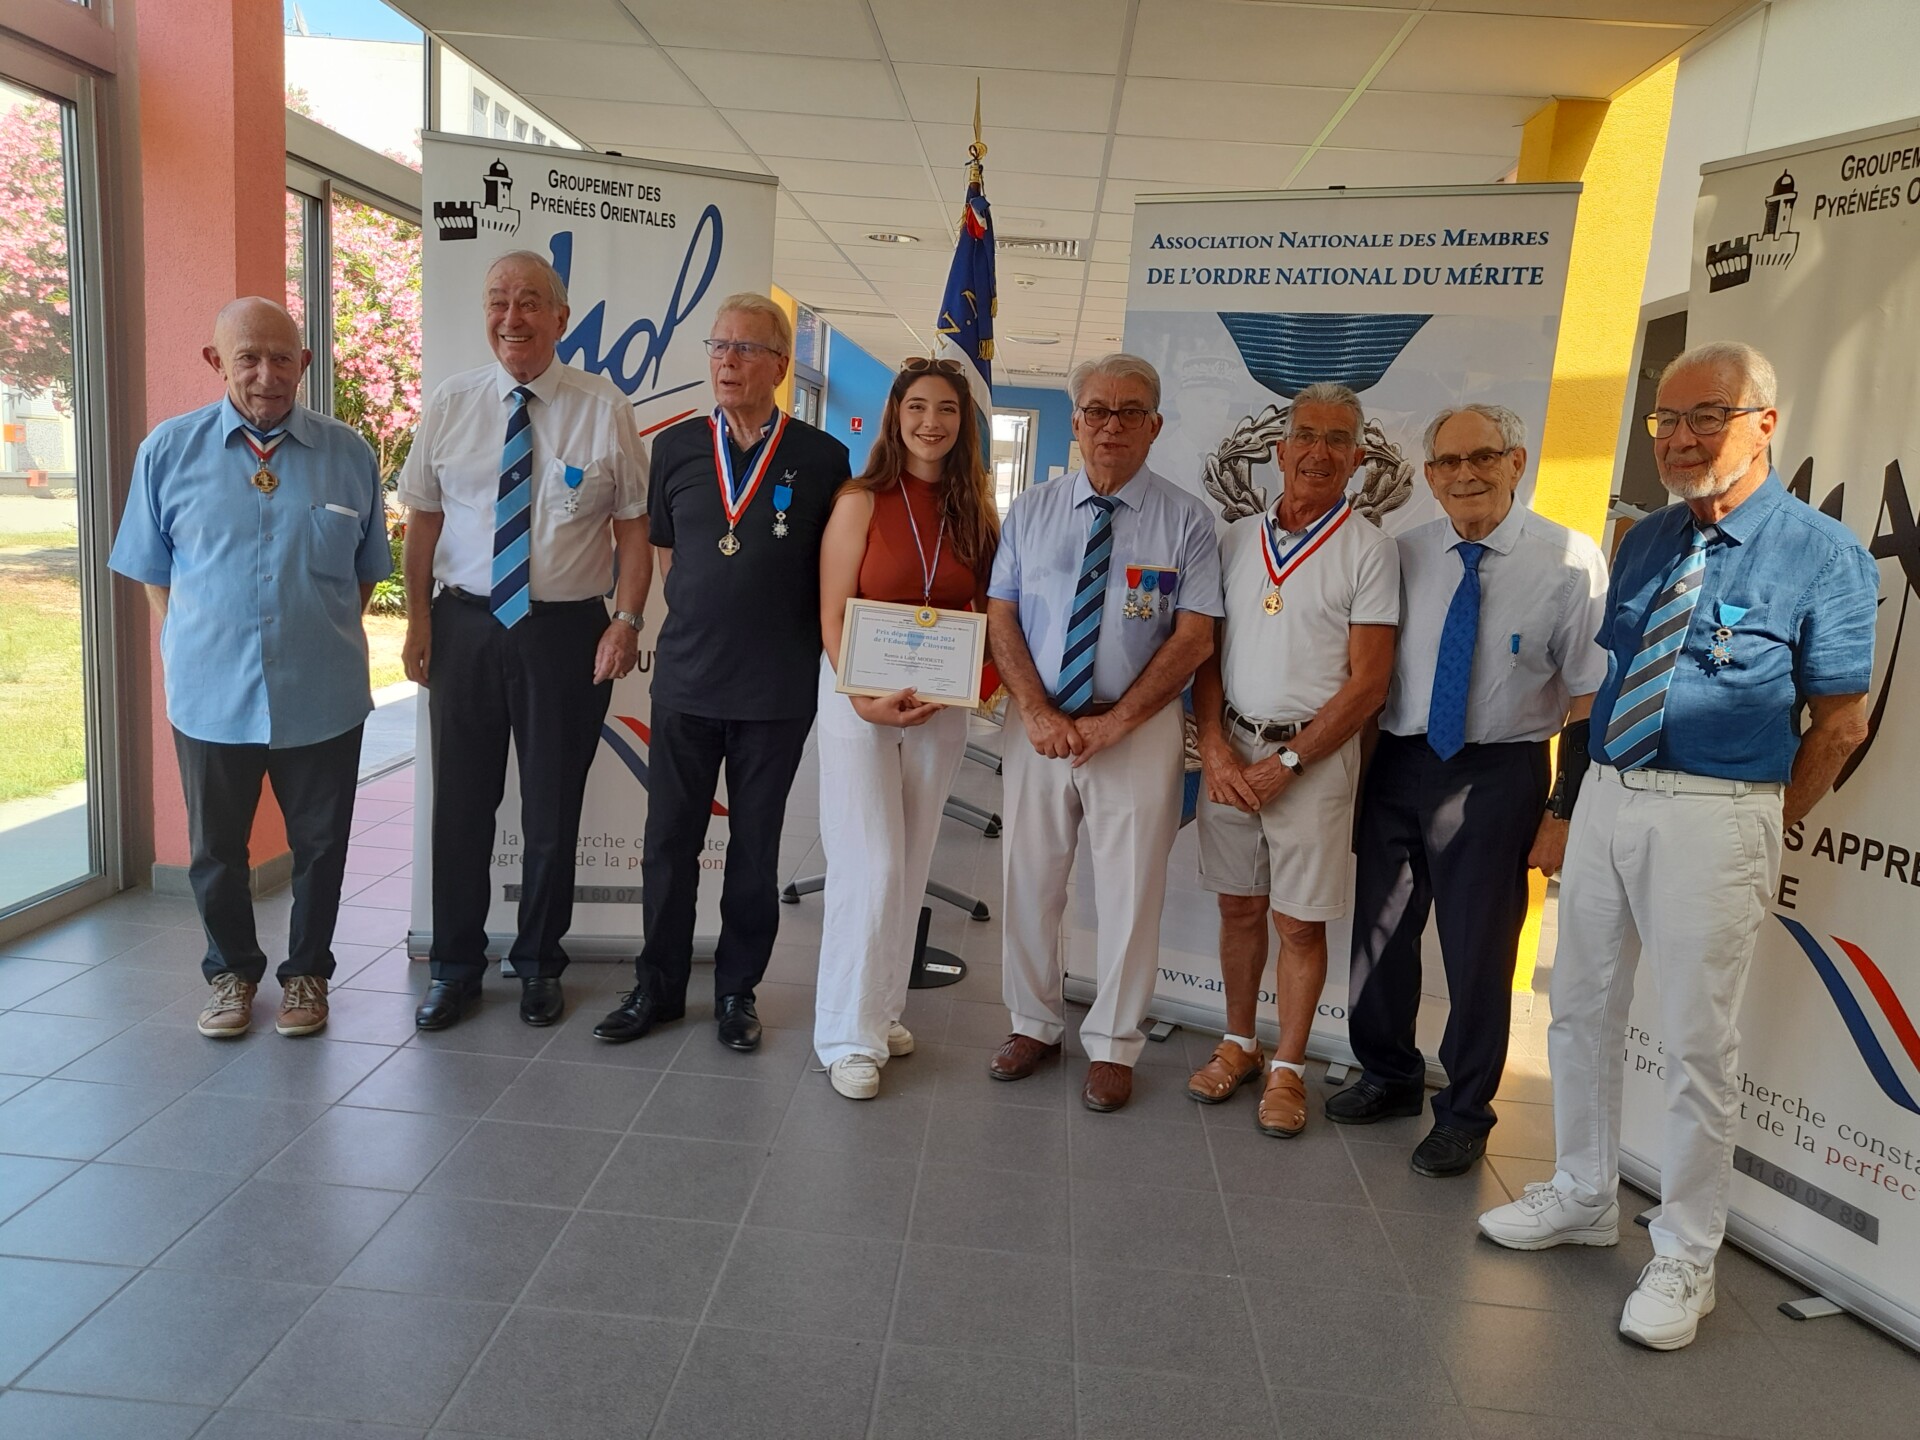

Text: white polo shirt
xmin=1381 ymin=502 xmax=1609 ymax=743
xmin=397 ymin=358 xmax=648 ymax=601
xmin=1218 ymin=495 xmax=1400 ymax=724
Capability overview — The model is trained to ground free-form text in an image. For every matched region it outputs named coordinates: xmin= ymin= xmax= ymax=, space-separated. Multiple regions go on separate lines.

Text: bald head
xmin=204 ymin=297 xmax=309 ymax=429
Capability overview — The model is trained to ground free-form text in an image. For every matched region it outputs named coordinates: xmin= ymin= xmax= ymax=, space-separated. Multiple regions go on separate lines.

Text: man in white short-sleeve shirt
xmin=1187 ymin=383 xmax=1399 ymax=1139
xmin=397 ymin=250 xmax=651 ymax=1034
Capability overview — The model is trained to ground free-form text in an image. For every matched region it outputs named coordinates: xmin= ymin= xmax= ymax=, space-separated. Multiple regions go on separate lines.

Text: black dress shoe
xmin=1411 ymin=1123 xmax=1488 ymax=1178
xmin=519 ymin=975 xmax=565 ymax=1027
xmin=593 ymin=986 xmax=684 ymax=1044
xmin=415 ymin=977 xmax=482 ymax=1031
xmin=1324 ymin=1077 xmax=1426 ymax=1125
xmin=716 ymin=993 xmax=761 ymax=1052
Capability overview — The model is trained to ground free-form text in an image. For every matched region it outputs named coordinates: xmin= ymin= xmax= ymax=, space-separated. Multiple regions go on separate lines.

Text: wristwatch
xmin=612 ymin=609 xmax=644 ymax=631
xmin=1276 ymin=748 xmax=1305 ymax=776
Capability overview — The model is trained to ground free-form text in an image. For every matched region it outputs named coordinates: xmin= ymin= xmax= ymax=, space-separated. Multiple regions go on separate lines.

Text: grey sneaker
xmin=198 ymin=972 xmax=257 ymax=1038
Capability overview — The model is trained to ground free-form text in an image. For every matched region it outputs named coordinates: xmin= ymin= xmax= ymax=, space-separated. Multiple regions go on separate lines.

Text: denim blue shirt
xmin=1590 ymin=473 xmax=1878 ymax=782
xmin=988 ymin=466 xmax=1223 ymax=703
xmin=109 ymin=399 xmax=391 ymax=748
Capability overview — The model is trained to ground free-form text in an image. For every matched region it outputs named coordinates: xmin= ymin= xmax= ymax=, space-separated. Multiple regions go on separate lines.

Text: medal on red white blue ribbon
xmin=710 ymin=407 xmax=789 ymax=556
xmin=241 ymin=427 xmax=287 ymax=495
xmin=899 ymin=479 xmax=946 ymax=626
xmin=1261 ymin=494 xmax=1351 ymax=615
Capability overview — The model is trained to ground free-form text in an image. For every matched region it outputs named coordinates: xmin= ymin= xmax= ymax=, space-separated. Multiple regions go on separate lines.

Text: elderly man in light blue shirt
xmin=986 ymin=353 xmax=1223 ymax=1113
xmin=110 ymin=297 xmax=389 ymax=1042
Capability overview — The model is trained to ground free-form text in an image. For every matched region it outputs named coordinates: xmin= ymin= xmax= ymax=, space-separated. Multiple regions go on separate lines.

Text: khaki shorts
xmin=1197 ymin=727 xmax=1360 ymax=920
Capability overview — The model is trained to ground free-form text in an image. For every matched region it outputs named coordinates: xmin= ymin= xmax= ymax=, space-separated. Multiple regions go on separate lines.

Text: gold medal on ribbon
xmin=718 ymin=531 xmax=741 ymax=557
xmin=915 ymin=606 xmax=937 ymax=628
xmin=251 ymin=467 xmax=279 ymax=495
xmin=241 ymin=425 xmax=287 ymax=497
xmin=1263 ymin=589 xmax=1282 ymax=615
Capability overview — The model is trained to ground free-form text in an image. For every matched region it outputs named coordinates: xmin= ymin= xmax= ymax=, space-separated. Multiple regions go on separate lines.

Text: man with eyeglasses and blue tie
xmin=593 ymin=293 xmax=850 ymax=1053
xmin=985 ymin=354 xmax=1222 ymax=1113
xmin=1478 ymin=342 xmax=1877 ymax=1351
xmin=399 ymin=250 xmax=651 ymax=1033
xmin=1326 ymin=404 xmax=1606 ymax=1178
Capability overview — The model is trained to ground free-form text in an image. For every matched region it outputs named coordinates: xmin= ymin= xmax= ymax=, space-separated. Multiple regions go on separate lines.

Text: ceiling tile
xmin=729 ymin=112 xmax=928 ymax=166
xmin=778 ymin=157 xmax=935 ymax=199
xmin=618 ymin=0 xmax=883 ymax=58
xmin=401 ymin=0 xmax=639 ymax=43
xmin=1109 ymin=136 xmax=1304 ymax=189
xmin=1332 ymin=89 xmax=1539 ymax=158
xmin=917 ymin=124 xmax=1109 ymax=179
xmin=894 ymin=64 xmax=1116 ymax=133
xmin=1129 ymin=0 xmax=1408 ymax=86
xmin=526 ymin=99 xmax=743 ymax=152
xmin=668 ymin=51 xmax=905 ymax=118
xmin=1428 ymin=0 xmax=1740 ymax=21
xmin=1376 ymin=13 xmax=1699 ymax=98
xmin=1117 ymin=76 xmax=1345 ymax=145
xmin=872 ymin=0 xmax=1129 ymax=74
xmin=1292 ymin=146 xmax=1514 ymax=190
xmin=446 ymin=35 xmax=702 ymax=104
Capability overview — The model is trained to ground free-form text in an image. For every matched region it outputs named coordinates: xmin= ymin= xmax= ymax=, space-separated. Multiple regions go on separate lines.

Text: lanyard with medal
xmin=709 ymin=406 xmax=790 ymax=556
xmin=1260 ymin=494 xmax=1352 ymax=614
xmin=899 ymin=479 xmax=947 ymax=627
xmin=242 ymin=425 xmax=286 ymax=495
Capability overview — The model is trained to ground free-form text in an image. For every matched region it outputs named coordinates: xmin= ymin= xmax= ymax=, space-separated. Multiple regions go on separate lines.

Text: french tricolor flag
xmin=1777 ymin=916 xmax=1920 ymax=1116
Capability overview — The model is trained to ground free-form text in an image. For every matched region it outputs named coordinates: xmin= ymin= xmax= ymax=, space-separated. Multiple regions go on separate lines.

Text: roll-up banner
xmin=1620 ymin=118 xmax=1920 ymax=1351
xmin=408 ymin=133 xmax=777 ymax=958
xmin=1085 ymin=184 xmax=1579 ymax=1063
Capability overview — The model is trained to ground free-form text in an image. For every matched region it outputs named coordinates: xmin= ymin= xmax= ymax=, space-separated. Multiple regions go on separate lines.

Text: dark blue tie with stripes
xmin=1055 ymin=495 xmax=1117 ymax=716
xmin=1604 ymin=524 xmax=1714 ymax=771
xmin=491 ymin=385 xmax=534 ymax=628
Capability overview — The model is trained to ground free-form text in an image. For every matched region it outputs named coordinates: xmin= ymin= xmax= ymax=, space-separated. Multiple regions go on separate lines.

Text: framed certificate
xmin=835 ymin=599 xmax=988 ymax=707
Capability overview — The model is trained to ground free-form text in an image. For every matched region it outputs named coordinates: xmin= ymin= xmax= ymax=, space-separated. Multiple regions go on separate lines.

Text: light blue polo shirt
xmin=109 ymin=398 xmax=391 ymax=748
xmin=989 ymin=466 xmax=1223 ymax=704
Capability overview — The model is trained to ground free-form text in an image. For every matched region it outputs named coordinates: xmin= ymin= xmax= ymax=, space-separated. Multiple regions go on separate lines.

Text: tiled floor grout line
xmin=1065 ymin=1049 xmax=1085 ymax=1440
xmin=642 ymin=1026 xmax=810 ymax=1440
xmin=860 ymin=1034 xmax=941 ymax=1440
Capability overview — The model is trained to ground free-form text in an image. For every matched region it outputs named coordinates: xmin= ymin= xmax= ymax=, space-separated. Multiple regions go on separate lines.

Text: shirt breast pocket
xmin=544 ymin=458 xmax=608 ymax=521
xmin=307 ymin=502 xmax=361 ymax=581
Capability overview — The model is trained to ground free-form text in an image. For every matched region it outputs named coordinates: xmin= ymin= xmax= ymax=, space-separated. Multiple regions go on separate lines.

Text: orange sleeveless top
xmin=856 ymin=477 xmax=984 ymax=610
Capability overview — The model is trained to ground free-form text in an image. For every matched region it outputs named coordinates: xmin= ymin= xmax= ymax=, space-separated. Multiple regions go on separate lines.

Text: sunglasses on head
xmin=901 ymin=357 xmax=968 ymax=376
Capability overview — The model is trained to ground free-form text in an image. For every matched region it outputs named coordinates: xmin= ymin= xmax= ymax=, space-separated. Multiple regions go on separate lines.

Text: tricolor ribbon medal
xmin=242 ymin=427 xmax=287 ymax=495
xmin=710 ymin=407 xmax=790 ymax=556
xmin=1261 ymin=495 xmax=1352 ymax=615
xmin=1710 ymin=601 xmax=1747 ymax=668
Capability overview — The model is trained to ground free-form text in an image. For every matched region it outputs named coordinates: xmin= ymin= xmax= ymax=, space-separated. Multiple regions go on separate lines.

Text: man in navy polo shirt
xmin=1478 ymin=341 xmax=1878 ymax=1351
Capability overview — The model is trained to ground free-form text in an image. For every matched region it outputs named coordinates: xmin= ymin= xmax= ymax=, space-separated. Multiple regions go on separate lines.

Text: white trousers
xmin=813 ymin=657 xmax=972 ymax=1067
xmin=1548 ymin=763 xmax=1783 ymax=1268
xmin=1001 ymin=699 xmax=1183 ymax=1067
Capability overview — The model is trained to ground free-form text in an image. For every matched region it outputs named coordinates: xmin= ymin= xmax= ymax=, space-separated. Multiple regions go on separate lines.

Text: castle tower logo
xmin=433 ymin=158 xmax=522 ymax=242
xmin=1705 ymin=170 xmax=1800 ymax=292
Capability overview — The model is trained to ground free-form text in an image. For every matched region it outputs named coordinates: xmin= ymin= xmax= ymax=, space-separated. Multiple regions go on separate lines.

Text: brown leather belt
xmin=439 ymin=586 xmax=603 ymax=614
xmin=1224 ymin=704 xmax=1301 ymax=744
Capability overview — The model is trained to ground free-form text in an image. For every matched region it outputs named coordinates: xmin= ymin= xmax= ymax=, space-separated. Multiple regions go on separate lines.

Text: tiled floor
xmin=0 ymin=757 xmax=1914 ymax=1439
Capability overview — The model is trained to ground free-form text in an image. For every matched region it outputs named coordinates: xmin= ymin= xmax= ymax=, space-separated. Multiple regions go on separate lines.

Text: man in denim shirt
xmin=1478 ymin=342 xmax=1877 ymax=1351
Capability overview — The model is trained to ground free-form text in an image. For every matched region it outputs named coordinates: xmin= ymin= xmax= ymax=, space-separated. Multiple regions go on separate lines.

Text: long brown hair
xmin=849 ymin=361 xmax=999 ymax=575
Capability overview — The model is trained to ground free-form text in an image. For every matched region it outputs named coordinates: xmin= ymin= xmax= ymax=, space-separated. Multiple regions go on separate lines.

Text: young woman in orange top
xmin=813 ymin=359 xmax=998 ymax=1099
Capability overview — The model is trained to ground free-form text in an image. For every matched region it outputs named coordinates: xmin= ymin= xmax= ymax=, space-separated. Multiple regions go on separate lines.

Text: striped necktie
xmin=1055 ymin=495 xmax=1117 ymax=716
xmin=491 ymin=385 xmax=534 ymax=628
xmin=1603 ymin=524 xmax=1714 ymax=771
xmin=1426 ymin=541 xmax=1486 ymax=762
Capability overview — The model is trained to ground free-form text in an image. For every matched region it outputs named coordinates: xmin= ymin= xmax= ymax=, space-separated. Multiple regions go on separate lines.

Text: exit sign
xmin=849 ymin=417 xmax=863 ymax=434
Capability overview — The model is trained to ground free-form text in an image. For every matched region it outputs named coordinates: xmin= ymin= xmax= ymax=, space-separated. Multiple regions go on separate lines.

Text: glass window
xmin=531 ymin=127 xmax=545 ymax=146
xmin=284 ymin=2 xmax=426 ymax=167
xmin=492 ymin=102 xmax=508 ymax=139
xmin=512 ymin=117 xmax=527 ymax=141
xmin=0 ymin=77 xmax=99 ymax=916
xmin=435 ymin=42 xmax=583 ymax=151
xmin=471 ymin=87 xmax=488 ymax=137
xmin=991 ymin=410 xmax=1036 ymax=515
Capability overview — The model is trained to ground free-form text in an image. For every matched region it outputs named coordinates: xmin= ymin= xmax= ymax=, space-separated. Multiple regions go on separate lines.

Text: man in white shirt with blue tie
xmin=398 ymin=251 xmax=651 ymax=1032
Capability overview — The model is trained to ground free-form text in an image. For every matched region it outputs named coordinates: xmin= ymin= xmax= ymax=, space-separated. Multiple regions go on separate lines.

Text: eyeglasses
xmin=902 ymin=357 xmax=967 ymax=376
xmin=1645 ymin=404 xmax=1766 ymax=439
xmin=704 ymin=339 xmax=786 ymax=360
xmin=1286 ymin=427 xmax=1357 ymax=451
xmin=1076 ymin=404 xmax=1155 ymax=431
xmin=1428 ymin=447 xmax=1514 ymax=476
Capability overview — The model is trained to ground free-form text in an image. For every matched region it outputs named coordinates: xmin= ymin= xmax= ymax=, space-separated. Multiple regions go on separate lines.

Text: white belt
xmin=1593 ymin=763 xmax=1783 ymax=798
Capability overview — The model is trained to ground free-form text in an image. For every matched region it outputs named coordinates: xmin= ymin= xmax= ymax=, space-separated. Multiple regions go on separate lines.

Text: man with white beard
xmin=1476 ymin=341 xmax=1878 ymax=1351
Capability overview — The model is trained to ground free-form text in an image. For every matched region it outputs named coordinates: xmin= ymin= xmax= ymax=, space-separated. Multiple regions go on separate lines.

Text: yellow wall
xmin=771 ymin=284 xmax=799 ymax=413
xmin=1511 ymin=63 xmax=1677 ymax=990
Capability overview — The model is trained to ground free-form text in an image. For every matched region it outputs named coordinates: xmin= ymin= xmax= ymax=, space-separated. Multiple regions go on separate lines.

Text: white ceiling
xmin=391 ymin=0 xmax=1752 ymax=387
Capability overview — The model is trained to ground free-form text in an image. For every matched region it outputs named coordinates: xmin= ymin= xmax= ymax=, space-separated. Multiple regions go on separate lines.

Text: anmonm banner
xmin=1621 ymin=118 xmax=1920 ymax=1350
xmin=1093 ymin=184 xmax=1579 ymax=1061
xmin=408 ymin=132 xmax=777 ymax=956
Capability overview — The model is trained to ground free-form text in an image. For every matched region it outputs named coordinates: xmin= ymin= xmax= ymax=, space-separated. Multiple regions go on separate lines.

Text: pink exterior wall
xmin=137 ymin=0 xmax=290 ymax=868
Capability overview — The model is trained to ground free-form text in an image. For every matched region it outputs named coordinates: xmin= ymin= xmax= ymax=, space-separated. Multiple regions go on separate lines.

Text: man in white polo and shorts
xmin=1186 ymin=382 xmax=1400 ymax=1137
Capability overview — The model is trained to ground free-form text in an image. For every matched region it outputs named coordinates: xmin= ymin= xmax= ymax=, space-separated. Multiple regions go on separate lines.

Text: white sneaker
xmin=886 ymin=1021 xmax=915 ymax=1057
xmin=829 ymin=1055 xmax=880 ymax=1100
xmin=1477 ymin=1182 xmax=1620 ymax=1250
xmin=1619 ymin=1256 xmax=1715 ymax=1350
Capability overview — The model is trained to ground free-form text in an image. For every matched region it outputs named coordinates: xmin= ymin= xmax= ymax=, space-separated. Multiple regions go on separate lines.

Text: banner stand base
xmin=1779 ymin=1296 xmax=1846 ymax=1322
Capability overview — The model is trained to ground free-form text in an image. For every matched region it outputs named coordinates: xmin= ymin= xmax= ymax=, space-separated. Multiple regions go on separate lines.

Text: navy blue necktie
xmin=1426 ymin=541 xmax=1486 ymax=761
xmin=1055 ymin=495 xmax=1116 ymax=715
xmin=491 ymin=386 xmax=534 ymax=628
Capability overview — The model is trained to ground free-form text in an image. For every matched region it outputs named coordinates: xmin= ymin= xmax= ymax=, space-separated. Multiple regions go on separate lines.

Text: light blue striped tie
xmin=491 ymin=385 xmax=534 ymax=628
xmin=1603 ymin=524 xmax=1714 ymax=771
xmin=1055 ymin=495 xmax=1116 ymax=716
